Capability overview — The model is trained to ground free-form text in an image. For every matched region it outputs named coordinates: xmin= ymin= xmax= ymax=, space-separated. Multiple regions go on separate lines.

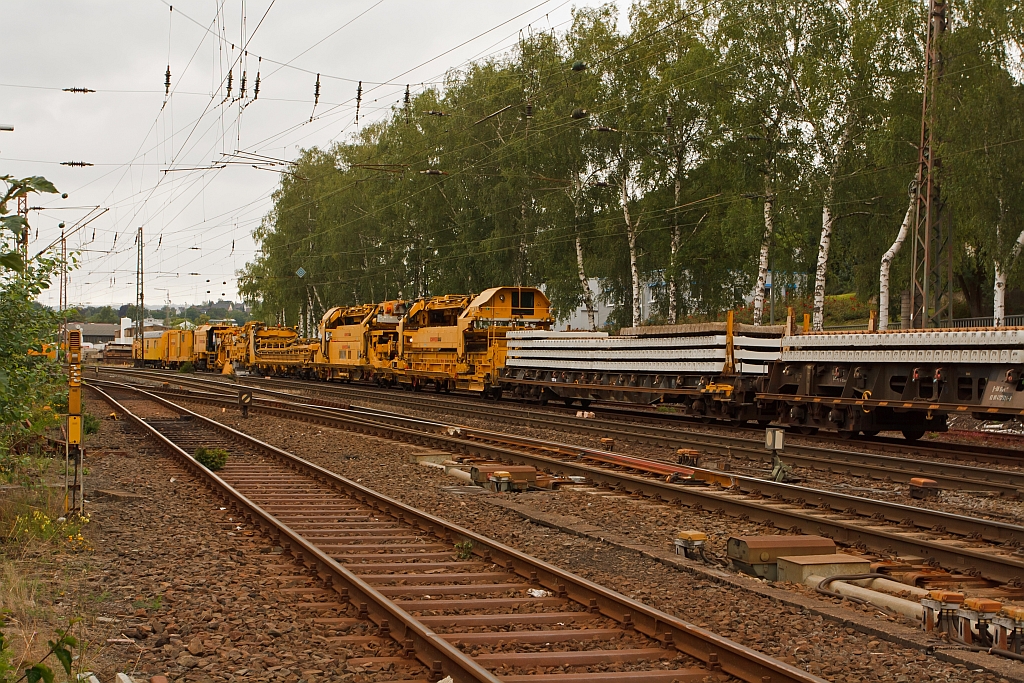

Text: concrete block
xmin=776 ymin=554 xmax=871 ymax=584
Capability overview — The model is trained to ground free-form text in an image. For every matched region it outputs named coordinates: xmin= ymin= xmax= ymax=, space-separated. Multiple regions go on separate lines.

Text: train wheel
xmin=563 ymin=397 xmax=575 ymax=407
xmin=862 ymin=430 xmax=879 ymax=437
xmin=797 ymin=426 xmax=819 ymax=435
xmin=901 ymin=429 xmax=924 ymax=442
xmin=837 ymin=430 xmax=856 ymax=440
xmin=579 ymin=399 xmax=591 ymax=408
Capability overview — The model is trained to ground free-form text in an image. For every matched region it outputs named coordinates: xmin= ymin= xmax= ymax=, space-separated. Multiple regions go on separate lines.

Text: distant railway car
xmin=234 ymin=321 xmax=318 ymax=375
xmin=28 ymin=342 xmax=58 ymax=361
xmin=193 ymin=323 xmax=237 ymax=371
xmin=395 ymin=287 xmax=553 ymax=394
xmin=316 ymin=304 xmax=378 ymax=381
xmin=102 ymin=341 xmax=133 ymax=363
xmin=132 ymin=331 xmax=166 ymax=367
xmin=502 ymin=317 xmax=783 ymax=414
xmin=163 ymin=330 xmax=194 ymax=368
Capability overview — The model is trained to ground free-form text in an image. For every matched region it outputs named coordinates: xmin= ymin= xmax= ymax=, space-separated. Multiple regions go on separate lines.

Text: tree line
xmin=239 ymin=0 xmax=1024 ymax=331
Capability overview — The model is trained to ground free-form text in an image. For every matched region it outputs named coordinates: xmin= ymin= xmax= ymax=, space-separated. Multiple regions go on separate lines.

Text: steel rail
xmin=95 ymin=367 xmax=1024 ymax=495
xmin=89 ymin=381 xmax=821 ymax=683
xmin=91 ymin=378 xmax=1024 ymax=585
xmin=97 ymin=366 xmax=1024 ymax=467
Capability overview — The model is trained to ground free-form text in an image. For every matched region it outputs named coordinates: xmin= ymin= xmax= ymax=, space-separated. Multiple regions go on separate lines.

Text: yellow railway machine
xmin=395 ymin=287 xmax=552 ymax=395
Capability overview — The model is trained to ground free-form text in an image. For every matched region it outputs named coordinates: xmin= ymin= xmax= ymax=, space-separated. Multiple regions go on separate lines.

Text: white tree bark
xmin=811 ymin=183 xmax=835 ymax=331
xmin=575 ymin=232 xmax=596 ymax=330
xmin=669 ymin=224 xmax=680 ymax=324
xmin=668 ymin=139 xmax=685 ymax=324
xmin=993 ymin=223 xmax=1024 ymax=327
xmin=878 ymin=199 xmax=914 ymax=331
xmin=620 ymin=177 xmax=642 ymax=327
xmin=752 ymin=186 xmax=775 ymax=326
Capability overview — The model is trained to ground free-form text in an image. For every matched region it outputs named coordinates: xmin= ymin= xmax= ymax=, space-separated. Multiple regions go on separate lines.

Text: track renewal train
xmin=131 ymin=285 xmax=1024 ymax=440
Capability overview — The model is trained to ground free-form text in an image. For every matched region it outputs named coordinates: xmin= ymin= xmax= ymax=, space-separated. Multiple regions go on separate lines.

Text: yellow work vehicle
xmin=233 ymin=321 xmax=318 ymax=376
xmin=193 ymin=323 xmax=237 ymax=371
xmin=396 ymin=287 xmax=552 ymax=395
xmin=132 ymin=331 xmax=165 ymax=367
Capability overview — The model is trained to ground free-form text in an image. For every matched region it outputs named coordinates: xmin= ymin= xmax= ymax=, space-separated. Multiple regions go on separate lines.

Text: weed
xmin=82 ymin=413 xmax=100 ymax=436
xmin=178 ymin=361 xmax=195 ymax=373
xmin=5 ymin=510 xmax=90 ymax=552
xmin=454 ymin=541 xmax=473 ymax=560
xmin=0 ymin=615 xmax=78 ymax=683
xmin=131 ymin=595 xmax=162 ymax=611
xmin=194 ymin=447 xmax=228 ymax=471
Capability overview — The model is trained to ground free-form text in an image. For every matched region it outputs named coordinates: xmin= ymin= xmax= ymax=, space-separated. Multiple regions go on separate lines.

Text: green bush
xmin=82 ymin=412 xmax=100 ymax=435
xmin=194 ymin=447 xmax=228 ymax=471
xmin=178 ymin=361 xmax=194 ymax=373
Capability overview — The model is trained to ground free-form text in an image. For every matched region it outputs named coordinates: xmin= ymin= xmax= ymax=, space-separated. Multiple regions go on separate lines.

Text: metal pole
xmin=135 ymin=226 xmax=144 ymax=367
xmin=910 ymin=0 xmax=951 ymax=328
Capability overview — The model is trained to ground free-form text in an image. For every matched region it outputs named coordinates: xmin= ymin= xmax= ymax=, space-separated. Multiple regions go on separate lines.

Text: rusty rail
xmin=90 ymin=381 xmax=822 ymax=683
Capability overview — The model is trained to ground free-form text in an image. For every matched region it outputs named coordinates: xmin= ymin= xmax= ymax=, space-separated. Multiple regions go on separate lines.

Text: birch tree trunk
xmin=620 ymin=177 xmax=642 ymax=328
xmin=668 ymin=172 xmax=681 ymax=324
xmin=878 ymin=199 xmax=914 ymax=330
xmin=668 ymin=146 xmax=683 ymax=324
xmin=575 ymin=230 xmax=596 ymax=329
xmin=993 ymin=221 xmax=1024 ymax=327
xmin=994 ymin=260 xmax=1008 ymax=327
xmin=752 ymin=185 xmax=774 ymax=326
xmin=811 ymin=182 xmax=835 ymax=331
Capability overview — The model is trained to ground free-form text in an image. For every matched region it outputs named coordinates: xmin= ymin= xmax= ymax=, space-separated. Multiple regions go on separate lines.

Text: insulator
xmin=525 ymin=104 xmax=533 ymax=118
xmin=165 ymin=65 xmax=171 ymax=95
xmin=666 ymin=114 xmax=673 ymax=128
xmin=355 ymin=80 xmax=362 ymax=123
xmin=313 ymin=73 xmax=321 ymax=105
xmin=570 ymin=109 xmax=589 ymax=119
xmin=253 ymin=57 xmax=261 ymax=101
xmin=225 ymin=70 xmax=233 ymax=99
xmin=240 ymin=71 xmax=247 ymax=99
xmin=403 ymin=84 xmax=411 ymax=123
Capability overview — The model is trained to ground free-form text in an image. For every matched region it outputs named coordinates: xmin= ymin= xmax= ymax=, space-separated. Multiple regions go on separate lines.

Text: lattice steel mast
xmin=910 ymin=0 xmax=952 ymax=328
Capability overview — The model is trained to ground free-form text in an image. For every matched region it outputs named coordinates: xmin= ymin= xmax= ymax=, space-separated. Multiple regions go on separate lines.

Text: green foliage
xmin=239 ymin=1 xmax=1024 ymax=325
xmin=0 ymin=616 xmax=77 ymax=683
xmin=178 ymin=361 xmax=195 ymax=374
xmin=0 ymin=174 xmax=66 ymax=468
xmin=453 ymin=541 xmax=473 ymax=560
xmin=194 ymin=447 xmax=228 ymax=471
xmin=132 ymin=595 xmax=163 ymax=611
xmin=82 ymin=413 xmax=100 ymax=436
xmin=5 ymin=509 xmax=90 ymax=550
xmin=0 ymin=176 xmax=58 ymax=275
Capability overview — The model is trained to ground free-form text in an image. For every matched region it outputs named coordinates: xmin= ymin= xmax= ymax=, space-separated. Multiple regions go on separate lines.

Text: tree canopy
xmin=240 ymin=0 xmax=1024 ymax=331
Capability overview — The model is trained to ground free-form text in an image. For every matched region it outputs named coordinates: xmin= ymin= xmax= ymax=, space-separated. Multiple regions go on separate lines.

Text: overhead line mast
xmin=910 ymin=0 xmax=951 ymax=329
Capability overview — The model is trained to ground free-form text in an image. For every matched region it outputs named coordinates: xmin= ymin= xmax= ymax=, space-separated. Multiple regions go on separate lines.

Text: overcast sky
xmin=2 ymin=0 xmax=628 ymax=310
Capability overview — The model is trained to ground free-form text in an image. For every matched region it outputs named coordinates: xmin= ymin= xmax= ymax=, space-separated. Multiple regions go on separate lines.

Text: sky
xmin=2 ymin=0 xmax=629 ymax=310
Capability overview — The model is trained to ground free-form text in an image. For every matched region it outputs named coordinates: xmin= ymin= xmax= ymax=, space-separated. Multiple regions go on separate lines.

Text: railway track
xmin=90 ymin=377 xmax=1024 ymax=586
xmin=96 ymin=364 xmax=1024 ymax=467
xmin=96 ymin=367 xmax=1024 ymax=496
xmin=88 ymin=381 xmax=820 ymax=683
